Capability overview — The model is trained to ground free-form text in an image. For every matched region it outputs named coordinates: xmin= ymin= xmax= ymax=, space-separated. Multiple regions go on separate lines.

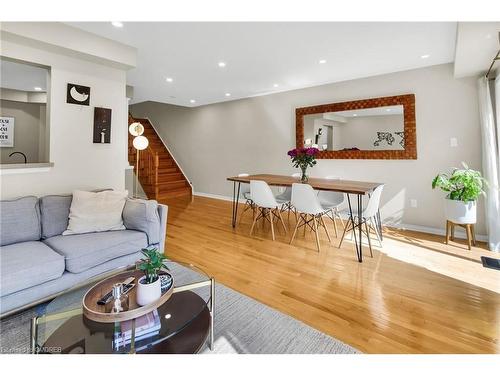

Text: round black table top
xmin=40 ymin=291 xmax=210 ymax=354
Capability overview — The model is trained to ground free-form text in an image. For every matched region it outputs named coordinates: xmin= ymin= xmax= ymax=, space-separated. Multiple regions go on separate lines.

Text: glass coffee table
xmin=30 ymin=261 xmax=214 ymax=354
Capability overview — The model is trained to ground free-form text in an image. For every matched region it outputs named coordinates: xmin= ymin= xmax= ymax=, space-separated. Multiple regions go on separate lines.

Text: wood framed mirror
xmin=295 ymin=94 xmax=416 ymax=159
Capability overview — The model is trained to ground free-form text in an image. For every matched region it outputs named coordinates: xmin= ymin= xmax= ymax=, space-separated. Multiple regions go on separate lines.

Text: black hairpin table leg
xmin=231 ymin=181 xmax=241 ymax=228
xmin=347 ymin=194 xmax=363 ymax=263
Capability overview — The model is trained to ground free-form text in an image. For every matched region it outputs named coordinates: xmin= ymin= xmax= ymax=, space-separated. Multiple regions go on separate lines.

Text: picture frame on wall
xmin=0 ymin=116 xmax=15 ymax=147
xmin=93 ymin=107 xmax=112 ymax=143
xmin=67 ymin=83 xmax=90 ymax=106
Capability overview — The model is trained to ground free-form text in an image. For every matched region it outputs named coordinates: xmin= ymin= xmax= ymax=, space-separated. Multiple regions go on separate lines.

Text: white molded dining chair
xmin=317 ymin=176 xmax=345 ymax=237
xmin=275 ymin=173 xmax=301 ymax=220
xmin=339 ymin=185 xmax=384 ymax=257
xmin=238 ymin=173 xmax=254 ymax=221
xmin=249 ymin=180 xmax=287 ymax=240
xmin=289 ymin=183 xmax=332 ymax=252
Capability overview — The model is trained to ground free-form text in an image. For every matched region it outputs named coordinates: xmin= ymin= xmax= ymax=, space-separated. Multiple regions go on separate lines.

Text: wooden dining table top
xmin=227 ymin=174 xmax=383 ymax=195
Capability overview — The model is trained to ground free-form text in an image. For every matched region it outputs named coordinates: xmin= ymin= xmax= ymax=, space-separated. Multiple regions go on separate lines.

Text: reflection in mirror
xmin=303 ymin=105 xmax=405 ymax=152
xmin=0 ymin=57 xmax=50 ymax=164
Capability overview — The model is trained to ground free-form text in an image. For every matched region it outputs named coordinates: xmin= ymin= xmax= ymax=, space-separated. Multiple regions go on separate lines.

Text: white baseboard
xmin=194 ymin=191 xmax=246 ymax=203
xmin=388 ymin=222 xmax=488 ymax=242
xmin=193 ymin=191 xmax=489 ymax=242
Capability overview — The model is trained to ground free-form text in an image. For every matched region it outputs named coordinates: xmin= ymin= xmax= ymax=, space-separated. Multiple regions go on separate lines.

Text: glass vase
xmin=300 ymin=166 xmax=308 ymax=183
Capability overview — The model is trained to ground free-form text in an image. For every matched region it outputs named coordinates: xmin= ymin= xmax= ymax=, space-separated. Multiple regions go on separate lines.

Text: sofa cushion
xmin=0 ymin=241 xmax=65 ymax=296
xmin=40 ymin=194 xmax=72 ymax=239
xmin=63 ymin=190 xmax=128 ymax=235
xmin=43 ymin=230 xmax=147 ymax=273
xmin=0 ymin=196 xmax=41 ymax=246
xmin=122 ymin=198 xmax=161 ymax=245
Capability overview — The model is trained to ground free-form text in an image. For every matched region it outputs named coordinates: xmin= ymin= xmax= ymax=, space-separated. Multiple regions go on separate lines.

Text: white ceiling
xmin=0 ymin=58 xmax=49 ymax=92
xmin=454 ymin=22 xmax=500 ymax=78
xmin=68 ymin=22 xmax=458 ymax=107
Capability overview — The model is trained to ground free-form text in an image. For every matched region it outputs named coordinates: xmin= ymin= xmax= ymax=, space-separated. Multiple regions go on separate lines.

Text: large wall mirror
xmin=296 ymin=94 xmax=416 ymax=159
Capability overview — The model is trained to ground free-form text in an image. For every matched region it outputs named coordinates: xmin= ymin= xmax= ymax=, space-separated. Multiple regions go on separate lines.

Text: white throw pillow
xmin=63 ymin=190 xmax=128 ymax=235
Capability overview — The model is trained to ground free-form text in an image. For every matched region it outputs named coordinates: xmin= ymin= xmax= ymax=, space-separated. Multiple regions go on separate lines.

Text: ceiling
xmin=0 ymin=58 xmax=49 ymax=92
xmin=454 ymin=22 xmax=500 ymax=78
xmin=68 ymin=22 xmax=458 ymax=107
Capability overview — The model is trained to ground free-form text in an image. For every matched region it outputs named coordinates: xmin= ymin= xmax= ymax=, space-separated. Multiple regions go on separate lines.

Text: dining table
xmin=226 ymin=174 xmax=384 ymax=263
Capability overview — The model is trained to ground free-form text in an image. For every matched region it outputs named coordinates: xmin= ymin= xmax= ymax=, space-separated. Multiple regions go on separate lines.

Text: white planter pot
xmin=136 ymin=276 xmax=161 ymax=306
xmin=444 ymin=198 xmax=476 ymax=224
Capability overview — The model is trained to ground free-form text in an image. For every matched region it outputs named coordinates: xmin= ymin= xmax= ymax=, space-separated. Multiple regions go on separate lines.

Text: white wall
xmin=130 ymin=63 xmax=485 ymax=236
xmin=0 ymin=24 xmax=135 ymax=198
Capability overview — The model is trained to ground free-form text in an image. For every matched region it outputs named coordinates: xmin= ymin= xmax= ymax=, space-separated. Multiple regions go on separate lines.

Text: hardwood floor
xmin=160 ymin=195 xmax=500 ymax=353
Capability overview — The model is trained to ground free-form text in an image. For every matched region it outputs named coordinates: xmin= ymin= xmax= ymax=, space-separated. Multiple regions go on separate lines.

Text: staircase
xmin=128 ymin=115 xmax=192 ymax=200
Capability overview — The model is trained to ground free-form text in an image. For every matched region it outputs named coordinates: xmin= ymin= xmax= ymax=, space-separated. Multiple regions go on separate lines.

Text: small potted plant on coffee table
xmin=136 ymin=248 xmax=168 ymax=306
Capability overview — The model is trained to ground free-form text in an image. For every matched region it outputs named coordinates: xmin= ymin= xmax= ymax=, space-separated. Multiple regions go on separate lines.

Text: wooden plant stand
xmin=445 ymin=220 xmax=476 ymax=250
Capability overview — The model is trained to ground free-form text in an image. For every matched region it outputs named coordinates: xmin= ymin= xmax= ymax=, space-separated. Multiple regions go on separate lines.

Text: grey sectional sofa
xmin=0 ymin=194 xmax=167 ymax=317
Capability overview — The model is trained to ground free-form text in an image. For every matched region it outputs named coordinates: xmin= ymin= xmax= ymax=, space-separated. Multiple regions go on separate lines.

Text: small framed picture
xmin=67 ymin=83 xmax=90 ymax=106
xmin=0 ymin=116 xmax=15 ymax=147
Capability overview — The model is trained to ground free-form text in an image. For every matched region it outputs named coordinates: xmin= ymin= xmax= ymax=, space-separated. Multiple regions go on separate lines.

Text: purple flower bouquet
xmin=287 ymin=147 xmax=318 ymax=182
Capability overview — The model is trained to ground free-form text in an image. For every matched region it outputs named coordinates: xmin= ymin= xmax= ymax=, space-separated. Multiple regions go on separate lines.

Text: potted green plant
xmin=135 ymin=248 xmax=168 ymax=306
xmin=432 ymin=163 xmax=487 ymax=224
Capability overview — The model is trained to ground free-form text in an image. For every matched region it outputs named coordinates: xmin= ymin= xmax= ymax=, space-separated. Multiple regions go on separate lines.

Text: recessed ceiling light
xmin=485 ymin=34 xmax=492 ymax=39
xmin=165 ymin=77 xmax=173 ymax=83
xmin=420 ymin=54 xmax=430 ymax=59
xmin=386 ymin=108 xmax=391 ymax=112
xmin=225 ymin=93 xmax=231 ymax=97
xmin=273 ymin=83 xmax=279 ymax=88
xmin=352 ymin=114 xmax=357 ymax=117
xmin=218 ymin=61 xmax=226 ymax=68
xmin=319 ymin=59 xmax=327 ymax=64
xmin=34 ymin=87 xmax=42 ymax=91
xmin=190 ymin=99 xmax=196 ymax=104
xmin=111 ymin=22 xmax=123 ymax=28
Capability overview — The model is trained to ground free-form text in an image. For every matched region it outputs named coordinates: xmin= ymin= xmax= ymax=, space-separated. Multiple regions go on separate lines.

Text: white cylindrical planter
xmin=444 ymin=198 xmax=477 ymax=224
xmin=136 ymin=276 xmax=162 ymax=306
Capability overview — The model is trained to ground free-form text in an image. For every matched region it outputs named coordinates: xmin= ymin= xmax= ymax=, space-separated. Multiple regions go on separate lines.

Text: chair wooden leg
xmin=446 ymin=220 xmax=450 ymax=245
xmin=320 ymin=215 xmax=332 ymax=243
xmin=364 ymin=221 xmax=373 ymax=258
xmin=303 ymin=214 xmax=307 ymax=236
xmin=370 ymin=217 xmax=383 ymax=247
xmin=289 ymin=215 xmax=301 ymax=245
xmin=331 ymin=209 xmax=338 ymax=238
xmin=277 ymin=209 xmax=287 ymax=233
xmin=269 ymin=209 xmax=275 ymax=241
xmin=313 ymin=216 xmax=321 ymax=252
xmin=338 ymin=217 xmax=351 ymax=248
xmin=249 ymin=209 xmax=259 ymax=236
xmin=450 ymin=222 xmax=455 ymax=241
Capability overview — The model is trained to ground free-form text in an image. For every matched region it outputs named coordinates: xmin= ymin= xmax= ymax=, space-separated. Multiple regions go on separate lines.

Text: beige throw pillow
xmin=63 ymin=190 xmax=128 ymax=235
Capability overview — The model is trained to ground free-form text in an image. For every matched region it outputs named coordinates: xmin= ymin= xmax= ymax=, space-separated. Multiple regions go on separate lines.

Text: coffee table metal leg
xmin=30 ymin=316 xmax=39 ymax=354
xmin=209 ymin=277 xmax=215 ymax=350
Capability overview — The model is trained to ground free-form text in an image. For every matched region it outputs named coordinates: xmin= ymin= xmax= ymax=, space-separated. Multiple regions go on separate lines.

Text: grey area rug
xmin=0 ymin=264 xmax=358 ymax=354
